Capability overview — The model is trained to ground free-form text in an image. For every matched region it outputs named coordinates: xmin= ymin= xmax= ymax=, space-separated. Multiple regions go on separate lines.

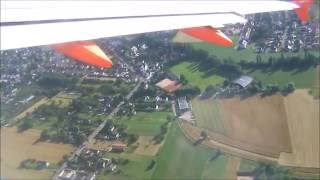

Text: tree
xmin=200 ymin=131 xmax=207 ymax=139
xmin=127 ymin=134 xmax=138 ymax=145
xmin=179 ymin=74 xmax=188 ymax=85
xmin=18 ymin=119 xmax=33 ymax=132
xmin=145 ymin=160 xmax=156 ymax=171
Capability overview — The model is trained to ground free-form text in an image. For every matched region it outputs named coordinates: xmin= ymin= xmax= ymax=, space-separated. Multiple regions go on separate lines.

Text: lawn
xmin=190 ymin=36 xmax=319 ymax=63
xmin=238 ymin=159 xmax=260 ymax=173
xmin=170 ymin=61 xmax=225 ymax=91
xmin=152 ymin=122 xmax=228 ymax=179
xmin=97 ymin=153 xmax=155 ymax=180
xmin=115 ymin=111 xmax=170 ymax=136
xmin=191 ymin=98 xmax=226 ymax=135
xmin=313 ymin=66 xmax=319 ymax=98
xmin=247 ymin=66 xmax=316 ymax=89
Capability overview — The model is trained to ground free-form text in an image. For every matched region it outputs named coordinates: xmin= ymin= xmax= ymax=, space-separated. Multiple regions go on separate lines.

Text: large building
xmin=233 ymin=75 xmax=253 ymax=88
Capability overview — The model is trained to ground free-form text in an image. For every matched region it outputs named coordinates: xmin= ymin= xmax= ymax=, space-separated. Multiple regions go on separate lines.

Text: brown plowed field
xmin=1 ymin=127 xmax=74 ymax=179
xmin=218 ymin=93 xmax=292 ymax=156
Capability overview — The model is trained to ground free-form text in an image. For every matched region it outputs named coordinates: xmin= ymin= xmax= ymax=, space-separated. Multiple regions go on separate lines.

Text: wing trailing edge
xmin=51 ymin=41 xmax=113 ymax=68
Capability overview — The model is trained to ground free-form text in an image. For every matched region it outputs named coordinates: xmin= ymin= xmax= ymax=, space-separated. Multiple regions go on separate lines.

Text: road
xmin=53 ymin=50 xmax=143 ymax=180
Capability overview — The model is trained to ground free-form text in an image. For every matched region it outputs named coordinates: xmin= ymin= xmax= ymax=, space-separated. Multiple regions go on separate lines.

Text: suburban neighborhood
xmin=1 ymin=4 xmax=319 ymax=180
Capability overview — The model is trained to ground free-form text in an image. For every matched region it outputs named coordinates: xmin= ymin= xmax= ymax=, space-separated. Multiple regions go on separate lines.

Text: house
xmin=74 ymin=171 xmax=96 ymax=180
xmin=58 ymin=168 xmax=76 ymax=180
xmin=156 ymin=78 xmax=182 ymax=93
xmin=110 ymin=144 xmax=127 ymax=152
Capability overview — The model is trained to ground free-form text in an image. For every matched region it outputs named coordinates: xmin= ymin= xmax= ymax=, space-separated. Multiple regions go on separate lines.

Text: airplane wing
xmin=0 ymin=0 xmax=312 ymax=68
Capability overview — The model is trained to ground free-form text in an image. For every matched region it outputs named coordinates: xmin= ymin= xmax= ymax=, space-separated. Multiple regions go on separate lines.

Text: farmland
xmin=115 ymin=111 xmax=170 ymax=136
xmin=247 ymin=66 xmax=316 ymax=89
xmin=170 ymin=61 xmax=225 ymax=91
xmin=0 ymin=127 xmax=74 ymax=180
xmin=191 ymin=98 xmax=226 ymax=134
xmin=279 ymin=90 xmax=319 ymax=168
xmin=152 ymin=122 xmax=228 ymax=179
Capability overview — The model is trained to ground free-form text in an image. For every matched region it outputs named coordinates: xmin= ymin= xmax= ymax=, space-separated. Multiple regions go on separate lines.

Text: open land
xmin=152 ymin=122 xmax=228 ymax=179
xmin=313 ymin=65 xmax=320 ymax=98
xmin=115 ymin=111 xmax=170 ymax=136
xmin=191 ymin=90 xmax=319 ymax=169
xmin=13 ymin=97 xmax=49 ymax=123
xmin=191 ymin=98 xmax=226 ymax=134
xmin=97 ymin=153 xmax=155 ymax=180
xmin=0 ymin=127 xmax=74 ymax=180
xmin=247 ymin=67 xmax=316 ymax=89
xmin=279 ymin=90 xmax=319 ymax=168
xmin=134 ymin=136 xmax=162 ymax=156
xmin=170 ymin=61 xmax=225 ymax=91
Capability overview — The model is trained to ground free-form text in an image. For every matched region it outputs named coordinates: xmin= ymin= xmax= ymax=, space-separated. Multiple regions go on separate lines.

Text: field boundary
xmin=178 ymin=120 xmax=278 ymax=163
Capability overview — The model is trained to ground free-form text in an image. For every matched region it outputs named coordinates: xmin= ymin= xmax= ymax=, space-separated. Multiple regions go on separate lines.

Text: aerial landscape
xmin=1 ymin=2 xmax=319 ymax=180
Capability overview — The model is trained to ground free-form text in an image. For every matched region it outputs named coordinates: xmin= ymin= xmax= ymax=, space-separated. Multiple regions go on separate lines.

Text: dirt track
xmin=1 ymin=127 xmax=74 ymax=179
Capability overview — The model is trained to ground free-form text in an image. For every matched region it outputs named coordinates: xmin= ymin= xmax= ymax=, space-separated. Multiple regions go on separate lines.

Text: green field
xmin=248 ymin=67 xmax=316 ymax=89
xmin=191 ymin=37 xmax=319 ymax=63
xmin=152 ymin=122 xmax=228 ymax=179
xmin=191 ymin=98 xmax=226 ymax=135
xmin=170 ymin=61 xmax=225 ymax=91
xmin=116 ymin=111 xmax=170 ymax=136
xmin=97 ymin=153 xmax=155 ymax=180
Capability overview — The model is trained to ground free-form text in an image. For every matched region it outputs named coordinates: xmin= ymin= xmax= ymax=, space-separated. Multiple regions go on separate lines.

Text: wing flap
xmin=177 ymin=27 xmax=233 ymax=47
xmin=51 ymin=41 xmax=113 ymax=68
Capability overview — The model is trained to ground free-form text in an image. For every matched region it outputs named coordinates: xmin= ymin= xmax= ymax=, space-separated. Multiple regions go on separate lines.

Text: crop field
xmin=191 ymin=98 xmax=226 ymax=134
xmin=218 ymin=94 xmax=292 ymax=156
xmin=115 ymin=111 xmax=170 ymax=136
xmin=279 ymin=90 xmax=319 ymax=168
xmin=247 ymin=67 xmax=316 ymax=89
xmin=170 ymin=61 xmax=225 ymax=91
xmin=0 ymin=127 xmax=74 ymax=180
xmin=152 ymin=122 xmax=228 ymax=179
xmin=192 ymin=94 xmax=292 ymax=156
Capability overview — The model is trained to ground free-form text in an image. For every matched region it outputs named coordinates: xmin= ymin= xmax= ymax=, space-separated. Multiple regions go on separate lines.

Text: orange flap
xmin=52 ymin=41 xmax=113 ymax=68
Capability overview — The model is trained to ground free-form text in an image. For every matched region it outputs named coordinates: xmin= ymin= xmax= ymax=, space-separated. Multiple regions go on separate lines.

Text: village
xmin=1 ymin=8 xmax=319 ymax=180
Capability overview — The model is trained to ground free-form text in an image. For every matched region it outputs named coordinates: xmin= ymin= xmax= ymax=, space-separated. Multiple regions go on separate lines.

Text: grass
xmin=247 ymin=66 xmax=316 ymax=89
xmin=313 ymin=66 xmax=319 ymax=98
xmin=170 ymin=61 xmax=225 ymax=91
xmin=1 ymin=84 xmax=44 ymax=122
xmin=191 ymin=98 xmax=226 ymax=135
xmin=97 ymin=153 xmax=155 ymax=180
xmin=190 ymin=36 xmax=319 ymax=63
xmin=152 ymin=122 xmax=228 ymax=179
xmin=115 ymin=112 xmax=170 ymax=136
xmin=238 ymin=159 xmax=259 ymax=173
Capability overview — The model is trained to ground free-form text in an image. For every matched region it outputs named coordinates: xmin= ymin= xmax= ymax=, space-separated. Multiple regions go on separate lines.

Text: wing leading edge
xmin=0 ymin=1 xmax=304 ymax=68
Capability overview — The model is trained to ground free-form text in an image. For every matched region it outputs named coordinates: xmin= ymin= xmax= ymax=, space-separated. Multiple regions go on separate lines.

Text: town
xmin=1 ymin=8 xmax=319 ymax=180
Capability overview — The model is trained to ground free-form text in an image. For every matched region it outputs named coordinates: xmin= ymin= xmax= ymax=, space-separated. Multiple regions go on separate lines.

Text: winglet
xmin=51 ymin=41 xmax=113 ymax=68
xmin=176 ymin=27 xmax=233 ymax=47
xmin=293 ymin=0 xmax=314 ymax=23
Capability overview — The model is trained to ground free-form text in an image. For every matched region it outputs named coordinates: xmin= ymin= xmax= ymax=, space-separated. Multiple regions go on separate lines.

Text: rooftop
xmin=233 ymin=75 xmax=253 ymax=88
